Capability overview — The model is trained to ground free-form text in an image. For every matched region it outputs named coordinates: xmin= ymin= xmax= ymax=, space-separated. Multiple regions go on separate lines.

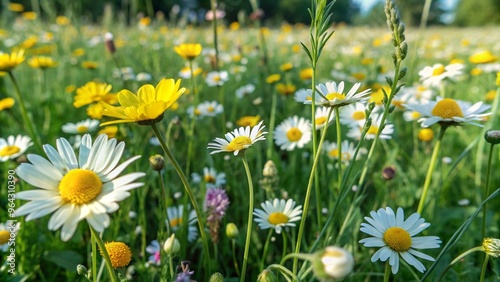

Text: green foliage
xmin=454 ymin=0 xmax=500 ymax=26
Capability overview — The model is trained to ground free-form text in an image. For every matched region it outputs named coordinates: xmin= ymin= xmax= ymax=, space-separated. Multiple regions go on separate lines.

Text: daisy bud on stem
xmin=312 ymin=246 xmax=354 ymax=281
xmin=149 ymin=154 xmax=165 ymax=171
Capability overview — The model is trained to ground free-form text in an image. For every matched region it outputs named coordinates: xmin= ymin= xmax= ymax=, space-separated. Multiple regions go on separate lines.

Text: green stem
xmin=8 ymin=71 xmax=42 ymax=152
xmin=157 ymin=170 xmax=170 ymax=235
xmin=260 ymin=229 xmax=273 ymax=270
xmin=169 ymin=254 xmax=175 ymax=281
xmin=268 ymin=264 xmax=301 ymax=282
xmin=150 ymin=123 xmax=211 ymax=274
xmin=480 ymin=254 xmax=489 ymax=282
xmin=417 ymin=125 xmax=446 ymax=215
xmin=89 ymin=226 xmax=118 ymax=282
xmin=210 ymin=0 xmax=219 ymax=71
xmin=266 ymin=86 xmax=278 ymax=159
xmin=240 ymin=154 xmax=255 ymax=282
xmin=437 ymin=246 xmax=483 ymax=281
xmin=91 ymin=234 xmax=97 ymax=282
xmin=383 ymin=261 xmax=391 ymax=282
xmin=293 ymin=107 xmax=334 ymax=274
xmin=232 ymin=239 xmax=241 ymax=277
xmin=482 ymin=143 xmax=494 ymax=238
xmin=334 ymin=107 xmax=342 ymax=194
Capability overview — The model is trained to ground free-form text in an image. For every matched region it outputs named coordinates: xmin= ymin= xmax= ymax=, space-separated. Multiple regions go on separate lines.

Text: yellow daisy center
xmin=431 ymin=98 xmax=463 ymax=118
xmin=204 ymin=175 xmax=216 ymax=183
xmin=325 ymin=92 xmax=346 ymax=100
xmin=315 ymin=116 xmax=327 ymax=125
xmin=0 ymin=145 xmax=20 ymax=157
xmin=286 ymin=128 xmax=303 ymax=142
xmin=411 ymin=111 xmax=421 ymax=119
xmin=0 ymin=230 xmax=10 ymax=244
xmin=328 ymin=149 xmax=339 ymax=158
xmin=102 ymin=242 xmax=132 ymax=269
xmin=268 ymin=212 xmax=289 ymax=225
xmin=77 ymin=125 xmax=88 ymax=133
xmin=213 ymin=75 xmax=221 ymax=82
xmin=170 ymin=217 xmax=183 ymax=227
xmin=59 ymin=169 xmax=102 ymax=205
xmin=383 ymin=227 xmax=412 ymax=252
xmin=367 ymin=126 xmax=379 ymax=135
xmin=194 ymin=109 xmax=201 ymax=116
xmin=341 ymin=152 xmax=351 ymax=161
xmin=352 ymin=111 xmax=366 ymax=120
xmin=432 ymin=65 xmax=445 ymax=76
xmin=226 ymin=136 xmax=252 ymax=152
xmin=208 ymin=106 xmax=214 ymax=112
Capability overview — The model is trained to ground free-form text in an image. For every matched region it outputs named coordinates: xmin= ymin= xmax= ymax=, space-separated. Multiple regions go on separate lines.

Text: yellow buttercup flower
xmin=266 ymin=74 xmax=281 ymax=84
xmin=56 ymin=15 xmax=70 ymax=25
xmin=8 ymin=3 xmax=24 ymax=12
xmin=100 ymin=78 xmax=185 ymax=125
xmin=22 ymin=12 xmax=37 ymax=20
xmin=82 ymin=61 xmax=98 ymax=69
xmin=0 ymin=49 xmax=25 ymax=71
xmin=469 ymin=50 xmax=497 ymax=64
xmin=174 ymin=43 xmax=202 ymax=61
xmin=0 ymin=98 xmax=15 ymax=111
xmin=28 ymin=56 xmax=57 ymax=69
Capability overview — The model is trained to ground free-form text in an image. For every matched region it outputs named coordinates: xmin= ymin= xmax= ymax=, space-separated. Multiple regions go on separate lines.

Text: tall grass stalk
xmin=357 ymin=0 xmax=408 ymax=188
xmin=150 ymin=123 xmax=211 ymax=274
xmin=89 ymin=226 xmax=118 ymax=282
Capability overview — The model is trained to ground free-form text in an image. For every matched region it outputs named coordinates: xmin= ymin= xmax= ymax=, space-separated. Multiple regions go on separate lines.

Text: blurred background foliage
xmin=0 ymin=0 xmax=499 ymax=26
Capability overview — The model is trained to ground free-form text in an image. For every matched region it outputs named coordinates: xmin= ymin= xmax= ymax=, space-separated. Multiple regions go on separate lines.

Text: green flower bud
xmin=226 ymin=223 xmax=239 ymax=239
xmin=484 ymin=130 xmax=500 ymax=145
xmin=77 ymin=264 xmax=88 ymax=276
xmin=149 ymin=154 xmax=165 ymax=171
xmin=257 ymin=269 xmax=278 ymax=282
xmin=209 ymin=272 xmax=224 ymax=282
xmin=482 ymin=238 xmax=500 ymax=258
xmin=312 ymin=246 xmax=354 ymax=281
xmin=163 ymin=234 xmax=180 ymax=255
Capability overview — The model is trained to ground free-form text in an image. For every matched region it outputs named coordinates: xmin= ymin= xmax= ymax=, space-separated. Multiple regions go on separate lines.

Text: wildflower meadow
xmin=1 ymin=0 xmax=500 ymax=281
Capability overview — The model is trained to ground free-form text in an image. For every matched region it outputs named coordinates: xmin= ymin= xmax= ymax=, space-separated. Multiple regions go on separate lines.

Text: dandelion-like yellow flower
xmin=101 ymin=78 xmax=185 ymax=125
xmin=101 ymin=242 xmax=132 ymax=269
xmin=8 ymin=3 xmax=24 ymax=12
xmin=28 ymin=56 xmax=57 ymax=69
xmin=266 ymin=74 xmax=281 ymax=84
xmin=174 ymin=43 xmax=202 ymax=61
xmin=469 ymin=50 xmax=497 ymax=64
xmin=81 ymin=61 xmax=98 ymax=69
xmin=74 ymin=82 xmax=113 ymax=108
xmin=0 ymin=49 xmax=25 ymax=72
xmin=0 ymin=97 xmax=15 ymax=111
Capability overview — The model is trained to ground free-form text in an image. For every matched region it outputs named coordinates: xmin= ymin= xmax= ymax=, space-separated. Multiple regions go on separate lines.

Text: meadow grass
xmin=0 ymin=1 xmax=499 ymax=281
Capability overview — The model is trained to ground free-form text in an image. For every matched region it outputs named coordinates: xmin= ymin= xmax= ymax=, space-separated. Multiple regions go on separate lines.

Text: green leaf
xmin=43 ymin=250 xmax=84 ymax=271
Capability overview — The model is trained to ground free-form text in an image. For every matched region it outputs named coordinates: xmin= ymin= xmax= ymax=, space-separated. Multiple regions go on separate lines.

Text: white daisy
xmin=418 ymin=63 xmax=465 ymax=87
xmin=205 ymin=71 xmax=229 ymax=87
xmin=0 ymin=135 xmax=33 ymax=162
xmin=359 ymin=207 xmax=441 ymax=274
xmin=294 ymin=88 xmax=321 ymax=103
xmin=398 ymin=84 xmax=435 ymax=105
xmin=166 ymin=205 xmax=198 ymax=242
xmin=62 ymin=119 xmax=100 ymax=134
xmin=253 ymin=198 xmax=302 ymax=234
xmin=208 ymin=121 xmax=267 ymax=156
xmin=235 ymin=84 xmax=255 ymax=99
xmin=178 ymin=64 xmax=202 ymax=79
xmin=313 ymin=107 xmax=335 ymax=130
xmin=404 ymin=97 xmax=491 ymax=128
xmin=0 ymin=221 xmax=20 ymax=252
xmin=347 ymin=114 xmax=394 ymax=140
xmin=14 ymin=134 xmax=145 ymax=241
xmin=304 ymin=81 xmax=371 ymax=107
xmin=191 ymin=167 xmax=226 ymax=188
xmin=198 ymin=101 xmax=224 ymax=117
xmin=274 ymin=116 xmax=312 ymax=151
xmin=339 ymin=102 xmax=367 ymax=126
